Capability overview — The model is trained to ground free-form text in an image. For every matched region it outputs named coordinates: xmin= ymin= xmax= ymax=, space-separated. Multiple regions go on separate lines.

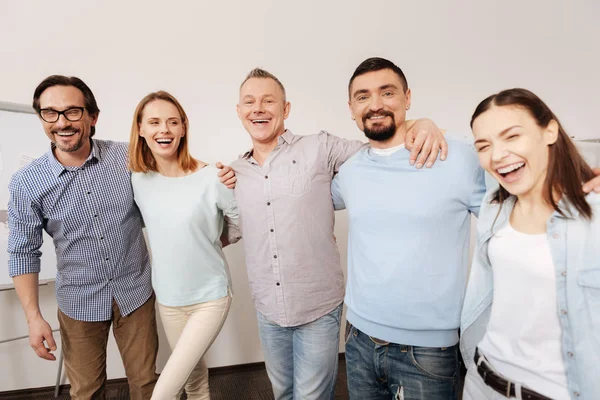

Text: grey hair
xmin=240 ymin=68 xmax=286 ymax=101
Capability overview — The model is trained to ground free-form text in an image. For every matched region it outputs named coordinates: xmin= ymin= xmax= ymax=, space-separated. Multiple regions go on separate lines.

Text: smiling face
xmin=38 ymin=85 xmax=98 ymax=156
xmin=348 ymin=69 xmax=411 ymax=143
xmin=237 ymin=77 xmax=290 ymax=146
xmin=138 ymin=99 xmax=185 ymax=162
xmin=472 ymin=105 xmax=558 ymax=198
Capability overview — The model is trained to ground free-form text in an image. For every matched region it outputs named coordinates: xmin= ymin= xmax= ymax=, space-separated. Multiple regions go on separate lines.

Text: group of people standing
xmin=7 ymin=57 xmax=600 ymax=400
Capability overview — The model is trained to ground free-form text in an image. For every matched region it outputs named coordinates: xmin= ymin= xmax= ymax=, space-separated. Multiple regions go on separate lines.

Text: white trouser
xmin=463 ymin=355 xmax=523 ymax=400
xmin=151 ymin=292 xmax=232 ymax=400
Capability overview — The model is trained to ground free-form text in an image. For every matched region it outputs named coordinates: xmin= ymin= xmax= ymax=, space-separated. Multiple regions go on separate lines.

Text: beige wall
xmin=1 ymin=0 xmax=598 ymax=392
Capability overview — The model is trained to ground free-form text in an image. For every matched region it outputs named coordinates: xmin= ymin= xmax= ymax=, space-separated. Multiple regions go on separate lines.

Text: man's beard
xmin=53 ymin=130 xmax=86 ymax=153
xmin=362 ymin=111 xmax=396 ymax=142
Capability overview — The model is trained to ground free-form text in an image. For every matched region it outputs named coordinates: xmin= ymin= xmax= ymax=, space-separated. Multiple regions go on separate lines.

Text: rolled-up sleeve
xmin=7 ymin=173 xmax=44 ymax=277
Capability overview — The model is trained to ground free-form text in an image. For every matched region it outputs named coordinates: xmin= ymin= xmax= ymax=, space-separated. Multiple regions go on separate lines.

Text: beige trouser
xmin=152 ymin=292 xmax=232 ymax=400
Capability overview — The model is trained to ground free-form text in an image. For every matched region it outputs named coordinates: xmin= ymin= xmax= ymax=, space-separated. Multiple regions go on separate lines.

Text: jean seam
xmin=408 ymin=346 xmax=458 ymax=381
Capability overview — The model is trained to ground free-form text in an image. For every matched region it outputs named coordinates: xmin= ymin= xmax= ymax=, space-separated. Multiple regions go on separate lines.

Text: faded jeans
xmin=256 ymin=303 xmax=343 ymax=400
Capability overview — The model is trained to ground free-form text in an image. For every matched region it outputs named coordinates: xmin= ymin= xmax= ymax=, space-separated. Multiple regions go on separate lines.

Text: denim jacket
xmin=460 ymin=190 xmax=600 ymax=399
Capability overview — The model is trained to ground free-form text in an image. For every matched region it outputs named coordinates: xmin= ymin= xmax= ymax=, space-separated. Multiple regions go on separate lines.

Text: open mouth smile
xmin=496 ymin=162 xmax=525 ymax=182
xmin=55 ymin=131 xmax=77 ymax=137
xmin=251 ymin=119 xmax=271 ymax=125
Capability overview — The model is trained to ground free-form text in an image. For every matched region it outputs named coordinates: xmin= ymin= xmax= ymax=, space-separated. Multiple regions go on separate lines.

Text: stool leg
xmin=54 ymin=348 xmax=63 ymax=398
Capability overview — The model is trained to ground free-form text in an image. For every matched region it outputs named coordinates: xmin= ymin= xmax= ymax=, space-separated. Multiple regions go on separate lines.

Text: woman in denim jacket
xmin=460 ymin=88 xmax=600 ymax=400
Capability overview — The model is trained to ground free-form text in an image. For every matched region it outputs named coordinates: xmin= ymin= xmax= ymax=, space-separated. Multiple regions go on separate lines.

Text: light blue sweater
xmin=132 ymin=165 xmax=239 ymax=307
xmin=332 ymin=139 xmax=486 ymax=347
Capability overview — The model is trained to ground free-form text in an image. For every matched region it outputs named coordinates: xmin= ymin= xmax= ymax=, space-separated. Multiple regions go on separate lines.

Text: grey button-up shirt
xmin=232 ymin=130 xmax=365 ymax=327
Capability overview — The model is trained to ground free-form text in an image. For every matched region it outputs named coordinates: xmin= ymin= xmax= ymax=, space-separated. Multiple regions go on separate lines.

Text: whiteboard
xmin=0 ymin=103 xmax=57 ymax=288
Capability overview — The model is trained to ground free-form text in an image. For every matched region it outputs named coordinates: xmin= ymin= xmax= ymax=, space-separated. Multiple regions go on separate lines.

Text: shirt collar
xmin=499 ymin=193 xmax=578 ymax=220
xmin=47 ymin=139 xmax=101 ymax=177
xmin=279 ymin=129 xmax=294 ymax=144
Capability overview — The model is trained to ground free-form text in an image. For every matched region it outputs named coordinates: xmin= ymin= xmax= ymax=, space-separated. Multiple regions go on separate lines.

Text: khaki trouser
xmin=58 ymin=294 xmax=159 ymax=400
xmin=152 ymin=292 xmax=232 ymax=400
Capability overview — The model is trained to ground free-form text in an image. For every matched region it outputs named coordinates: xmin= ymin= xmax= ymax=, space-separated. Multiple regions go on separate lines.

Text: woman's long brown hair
xmin=471 ymin=88 xmax=594 ymax=219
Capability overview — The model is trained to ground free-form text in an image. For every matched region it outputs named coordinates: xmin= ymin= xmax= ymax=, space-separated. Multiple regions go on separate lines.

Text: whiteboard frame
xmin=0 ymin=101 xmax=35 ymax=115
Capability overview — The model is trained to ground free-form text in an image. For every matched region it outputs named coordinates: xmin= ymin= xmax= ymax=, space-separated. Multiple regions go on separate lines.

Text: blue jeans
xmin=256 ymin=303 xmax=343 ymax=400
xmin=345 ymin=323 xmax=460 ymax=400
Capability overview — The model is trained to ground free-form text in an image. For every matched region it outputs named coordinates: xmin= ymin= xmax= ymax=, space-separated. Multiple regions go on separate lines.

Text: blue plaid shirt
xmin=8 ymin=139 xmax=152 ymax=322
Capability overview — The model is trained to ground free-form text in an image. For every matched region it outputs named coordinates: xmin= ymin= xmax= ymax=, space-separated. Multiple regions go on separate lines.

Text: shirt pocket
xmin=578 ymin=268 xmax=600 ymax=288
xmin=578 ymin=268 xmax=600 ymax=328
xmin=275 ymin=157 xmax=312 ymax=197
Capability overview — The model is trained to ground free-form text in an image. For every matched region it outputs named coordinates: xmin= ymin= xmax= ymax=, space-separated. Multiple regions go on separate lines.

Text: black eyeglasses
xmin=39 ymin=107 xmax=86 ymax=123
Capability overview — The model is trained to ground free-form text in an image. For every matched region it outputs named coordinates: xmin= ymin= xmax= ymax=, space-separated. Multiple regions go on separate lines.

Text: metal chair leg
xmin=54 ymin=348 xmax=63 ymax=398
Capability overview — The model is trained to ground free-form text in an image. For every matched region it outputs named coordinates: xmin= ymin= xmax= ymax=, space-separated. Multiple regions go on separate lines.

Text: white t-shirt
xmin=370 ymin=143 xmax=405 ymax=156
xmin=132 ymin=165 xmax=239 ymax=307
xmin=478 ymin=223 xmax=569 ymax=400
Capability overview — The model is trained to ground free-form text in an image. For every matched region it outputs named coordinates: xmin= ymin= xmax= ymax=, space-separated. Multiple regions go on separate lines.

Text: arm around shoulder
xmin=215 ymin=178 xmax=241 ymax=245
xmin=320 ymin=131 xmax=366 ymax=175
xmin=468 ymin=166 xmax=487 ymax=218
xmin=331 ymin=173 xmax=346 ymax=211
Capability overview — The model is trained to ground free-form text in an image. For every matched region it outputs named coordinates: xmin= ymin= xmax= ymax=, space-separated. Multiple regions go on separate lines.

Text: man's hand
xmin=28 ymin=316 xmax=57 ymax=361
xmin=216 ymin=162 xmax=237 ymax=189
xmin=583 ymin=168 xmax=600 ymax=193
xmin=405 ymin=119 xmax=447 ymax=169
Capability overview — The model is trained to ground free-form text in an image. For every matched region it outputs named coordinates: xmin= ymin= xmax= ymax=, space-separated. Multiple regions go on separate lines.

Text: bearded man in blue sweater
xmin=331 ymin=57 xmax=486 ymax=400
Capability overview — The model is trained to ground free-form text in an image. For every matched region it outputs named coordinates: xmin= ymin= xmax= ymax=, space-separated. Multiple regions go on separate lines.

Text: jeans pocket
xmin=409 ymin=345 xmax=459 ymax=380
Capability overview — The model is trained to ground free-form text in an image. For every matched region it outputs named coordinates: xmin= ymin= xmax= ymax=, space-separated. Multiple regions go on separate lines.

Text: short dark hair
xmin=348 ymin=57 xmax=408 ymax=98
xmin=32 ymin=75 xmax=100 ymax=136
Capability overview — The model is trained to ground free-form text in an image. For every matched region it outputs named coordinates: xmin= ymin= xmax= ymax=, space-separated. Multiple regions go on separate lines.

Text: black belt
xmin=474 ymin=349 xmax=552 ymax=400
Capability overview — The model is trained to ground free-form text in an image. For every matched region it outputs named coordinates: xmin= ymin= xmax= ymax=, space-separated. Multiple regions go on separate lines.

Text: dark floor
xmin=1 ymin=360 xmax=349 ymax=400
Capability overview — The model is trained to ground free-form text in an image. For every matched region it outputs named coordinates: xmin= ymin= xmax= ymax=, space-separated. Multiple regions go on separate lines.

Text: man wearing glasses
xmin=7 ymin=75 xmax=158 ymax=399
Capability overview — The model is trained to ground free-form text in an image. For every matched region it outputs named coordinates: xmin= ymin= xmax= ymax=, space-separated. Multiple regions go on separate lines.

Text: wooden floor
xmin=2 ymin=359 xmax=465 ymax=400
xmin=1 ymin=360 xmax=349 ymax=400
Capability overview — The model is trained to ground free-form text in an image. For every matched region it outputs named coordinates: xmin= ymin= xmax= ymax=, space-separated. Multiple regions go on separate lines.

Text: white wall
xmin=1 ymin=0 xmax=599 ymax=392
